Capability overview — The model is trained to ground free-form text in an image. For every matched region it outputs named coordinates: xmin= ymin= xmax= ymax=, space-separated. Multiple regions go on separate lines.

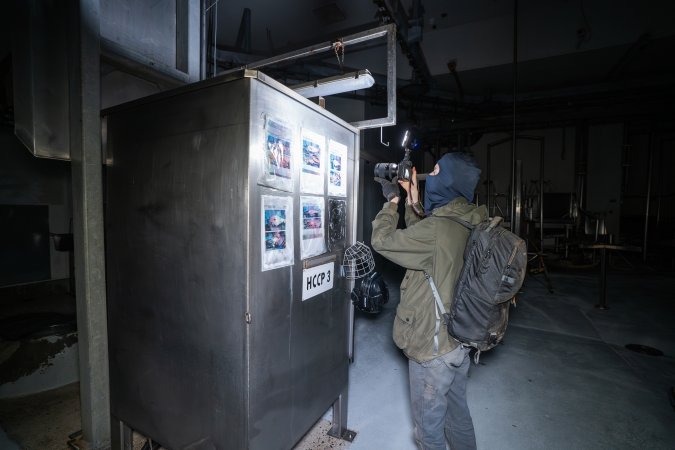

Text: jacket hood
xmin=431 ymin=197 xmax=488 ymax=225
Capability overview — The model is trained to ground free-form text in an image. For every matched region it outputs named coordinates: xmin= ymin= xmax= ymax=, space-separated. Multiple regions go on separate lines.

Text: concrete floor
xmin=342 ymin=267 xmax=675 ymax=450
xmin=1 ymin=266 xmax=674 ymax=449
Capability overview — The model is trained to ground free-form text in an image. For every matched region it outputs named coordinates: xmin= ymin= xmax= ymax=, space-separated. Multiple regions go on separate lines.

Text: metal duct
xmin=12 ymin=0 xmax=71 ymax=160
xmin=11 ymin=0 xmax=202 ymax=161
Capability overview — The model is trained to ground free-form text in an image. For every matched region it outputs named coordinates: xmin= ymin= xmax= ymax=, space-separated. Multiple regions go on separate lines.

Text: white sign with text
xmin=302 ymin=262 xmax=334 ymax=301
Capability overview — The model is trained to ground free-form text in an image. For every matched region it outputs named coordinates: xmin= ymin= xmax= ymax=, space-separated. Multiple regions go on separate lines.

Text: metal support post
xmin=68 ymin=0 xmax=110 ymax=447
xmin=575 ymin=124 xmax=588 ymax=213
xmin=110 ymin=417 xmax=133 ymax=450
xmin=199 ymin=0 xmax=207 ymax=79
xmin=539 ymin=138 xmax=545 ymax=253
xmin=328 ymin=389 xmax=356 ymax=442
xmin=582 ymin=243 xmax=639 ymax=309
xmin=655 ymin=140 xmax=664 ymax=228
xmin=510 ymin=0 xmax=518 ymax=232
xmin=596 ymin=247 xmax=609 ymax=310
xmin=514 ymin=160 xmax=523 ymax=237
xmin=643 ymin=132 xmax=653 ymax=262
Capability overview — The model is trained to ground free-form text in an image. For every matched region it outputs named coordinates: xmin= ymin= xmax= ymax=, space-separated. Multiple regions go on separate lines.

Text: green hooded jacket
xmin=371 ymin=197 xmax=488 ymax=363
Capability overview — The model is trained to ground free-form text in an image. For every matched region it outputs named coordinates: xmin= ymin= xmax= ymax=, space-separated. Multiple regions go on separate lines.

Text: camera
xmin=373 ymin=130 xmax=415 ymax=182
xmin=373 ymin=155 xmax=412 ymax=182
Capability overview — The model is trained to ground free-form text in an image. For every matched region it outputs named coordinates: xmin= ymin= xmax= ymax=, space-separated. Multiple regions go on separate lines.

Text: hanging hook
xmin=332 ymin=39 xmax=345 ymax=73
xmin=380 ymin=127 xmax=390 ymax=147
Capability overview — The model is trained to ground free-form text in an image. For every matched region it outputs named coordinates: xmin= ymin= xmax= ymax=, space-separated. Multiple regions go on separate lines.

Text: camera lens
xmin=374 ymin=163 xmax=398 ymax=181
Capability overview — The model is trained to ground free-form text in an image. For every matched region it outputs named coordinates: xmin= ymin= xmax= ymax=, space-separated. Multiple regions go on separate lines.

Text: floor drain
xmin=625 ymin=344 xmax=664 ymax=356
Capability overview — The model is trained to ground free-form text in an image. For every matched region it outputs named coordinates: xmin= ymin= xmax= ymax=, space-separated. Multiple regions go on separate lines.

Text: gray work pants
xmin=409 ymin=345 xmax=477 ymax=450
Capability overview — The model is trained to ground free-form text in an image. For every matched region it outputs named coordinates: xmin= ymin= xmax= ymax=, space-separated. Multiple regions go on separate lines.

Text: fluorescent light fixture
xmin=291 ymin=69 xmax=375 ymax=98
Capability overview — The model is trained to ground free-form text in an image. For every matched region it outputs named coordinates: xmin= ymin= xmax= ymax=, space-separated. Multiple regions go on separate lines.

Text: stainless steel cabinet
xmin=105 ymin=70 xmax=357 ymax=450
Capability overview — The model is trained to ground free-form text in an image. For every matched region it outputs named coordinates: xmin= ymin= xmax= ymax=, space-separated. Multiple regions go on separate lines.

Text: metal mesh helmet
xmin=351 ymin=271 xmax=389 ymax=314
xmin=342 ymin=242 xmax=375 ymax=279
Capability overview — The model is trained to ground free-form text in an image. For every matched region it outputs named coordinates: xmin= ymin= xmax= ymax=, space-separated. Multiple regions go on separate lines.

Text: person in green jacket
xmin=371 ymin=152 xmax=487 ymax=450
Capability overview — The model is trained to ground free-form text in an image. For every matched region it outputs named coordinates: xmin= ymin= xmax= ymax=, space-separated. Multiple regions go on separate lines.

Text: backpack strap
xmin=424 ymin=271 xmax=447 ymax=315
xmin=424 ymin=271 xmax=447 ymax=355
xmin=424 ymin=216 xmax=468 ymax=355
xmin=424 ymin=271 xmax=479 ymax=362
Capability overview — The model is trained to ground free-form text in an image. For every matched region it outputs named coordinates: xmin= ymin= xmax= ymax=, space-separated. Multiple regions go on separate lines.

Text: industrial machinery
xmin=104 ymin=70 xmax=359 ymax=450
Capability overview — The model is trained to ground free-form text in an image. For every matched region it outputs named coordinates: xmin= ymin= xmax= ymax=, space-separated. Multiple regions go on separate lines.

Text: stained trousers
xmin=408 ymin=345 xmax=477 ymax=450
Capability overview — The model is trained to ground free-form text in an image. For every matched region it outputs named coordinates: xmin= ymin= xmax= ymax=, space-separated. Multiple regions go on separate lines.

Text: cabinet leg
xmin=110 ymin=416 xmax=133 ymax=450
xmin=327 ymin=389 xmax=356 ymax=442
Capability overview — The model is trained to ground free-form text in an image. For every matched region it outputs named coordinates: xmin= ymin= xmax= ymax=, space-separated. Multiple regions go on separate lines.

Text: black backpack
xmin=425 ymin=216 xmax=527 ymax=362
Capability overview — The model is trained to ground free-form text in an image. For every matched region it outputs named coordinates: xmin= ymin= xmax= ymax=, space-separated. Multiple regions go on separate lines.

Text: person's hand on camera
xmin=399 ymin=168 xmax=425 ymax=216
xmin=374 ymin=176 xmax=400 ymax=203
xmin=398 ymin=167 xmax=419 ymax=204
